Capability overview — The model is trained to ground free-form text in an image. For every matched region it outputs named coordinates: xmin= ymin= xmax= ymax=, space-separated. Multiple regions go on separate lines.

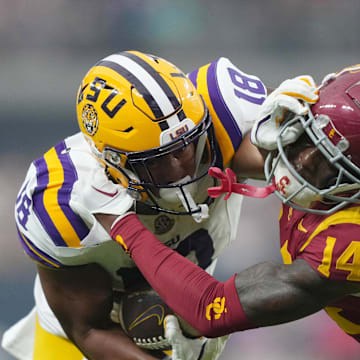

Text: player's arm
xmin=37 ymin=263 xmax=158 ymax=360
xmin=233 ymin=258 xmax=360 ymax=326
xmin=230 ymin=131 xmax=266 ymax=180
xmin=96 ymin=213 xmax=360 ymax=338
xmin=230 ymin=76 xmax=318 ymax=181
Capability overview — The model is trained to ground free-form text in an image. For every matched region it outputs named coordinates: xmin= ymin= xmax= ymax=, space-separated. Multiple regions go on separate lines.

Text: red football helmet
xmin=265 ymin=65 xmax=360 ymax=214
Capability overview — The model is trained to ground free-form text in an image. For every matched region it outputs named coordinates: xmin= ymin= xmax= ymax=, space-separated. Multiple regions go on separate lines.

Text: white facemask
xmin=273 ymin=158 xmax=321 ymax=208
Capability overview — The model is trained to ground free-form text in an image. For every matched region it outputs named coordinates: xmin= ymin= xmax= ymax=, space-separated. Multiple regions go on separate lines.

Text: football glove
xmin=250 ymin=75 xmax=318 ymax=151
xmin=320 ymin=72 xmax=336 ymax=86
xmin=165 ymin=315 xmax=229 ymax=360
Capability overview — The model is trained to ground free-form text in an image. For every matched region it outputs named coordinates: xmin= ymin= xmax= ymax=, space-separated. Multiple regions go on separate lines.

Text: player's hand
xmin=82 ymin=164 xmax=134 ymax=215
xmin=250 ymin=75 xmax=318 ymax=150
xmin=320 ymin=72 xmax=336 ymax=86
xmin=165 ymin=315 xmax=228 ymax=360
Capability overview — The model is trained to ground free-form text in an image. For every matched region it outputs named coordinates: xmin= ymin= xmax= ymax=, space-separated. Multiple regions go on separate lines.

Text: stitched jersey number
xmin=228 ymin=67 xmax=266 ymax=105
xmin=318 ymin=237 xmax=360 ymax=281
xmin=15 ymin=185 xmax=31 ymax=230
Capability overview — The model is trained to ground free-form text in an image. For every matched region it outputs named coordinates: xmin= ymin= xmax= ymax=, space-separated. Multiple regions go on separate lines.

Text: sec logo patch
xmin=154 ymin=215 xmax=174 ymax=235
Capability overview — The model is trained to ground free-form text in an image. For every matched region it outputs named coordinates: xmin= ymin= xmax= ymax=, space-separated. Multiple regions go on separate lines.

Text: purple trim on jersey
xmin=32 ymin=156 xmax=67 ymax=246
xmin=207 ymin=60 xmax=242 ymax=151
xmin=253 ymin=115 xmax=270 ymax=139
xmin=17 ymin=227 xmax=63 ymax=268
xmin=188 ymin=68 xmax=199 ymax=89
xmin=54 ymin=142 xmax=89 ymax=241
xmin=32 ymin=141 xmax=89 ymax=247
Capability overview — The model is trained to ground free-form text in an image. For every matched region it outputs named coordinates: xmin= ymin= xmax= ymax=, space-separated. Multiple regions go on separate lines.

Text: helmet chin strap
xmin=158 ymin=176 xmax=209 ymax=223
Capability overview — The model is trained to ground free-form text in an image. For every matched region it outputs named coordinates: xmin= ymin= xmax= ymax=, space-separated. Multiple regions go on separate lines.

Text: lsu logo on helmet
xmin=82 ymin=103 xmax=99 ymax=136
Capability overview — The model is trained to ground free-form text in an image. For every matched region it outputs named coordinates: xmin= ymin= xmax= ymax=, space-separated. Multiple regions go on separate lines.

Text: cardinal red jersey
xmin=279 ymin=204 xmax=360 ymax=342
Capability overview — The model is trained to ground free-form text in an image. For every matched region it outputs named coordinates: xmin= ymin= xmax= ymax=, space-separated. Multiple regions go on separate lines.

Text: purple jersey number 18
xmin=228 ymin=67 xmax=266 ymax=105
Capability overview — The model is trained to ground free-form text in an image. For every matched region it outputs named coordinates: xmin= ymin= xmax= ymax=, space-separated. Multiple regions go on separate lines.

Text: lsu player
xmin=92 ymin=66 xmax=360 ymax=355
xmin=2 ymin=50 xmax=272 ymax=359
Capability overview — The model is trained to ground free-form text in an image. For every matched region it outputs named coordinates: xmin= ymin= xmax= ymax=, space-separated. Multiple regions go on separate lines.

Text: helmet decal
xmin=154 ymin=214 xmax=175 ymax=235
xmin=159 ymin=118 xmax=196 ymax=145
xmin=82 ymin=104 xmax=99 ymax=136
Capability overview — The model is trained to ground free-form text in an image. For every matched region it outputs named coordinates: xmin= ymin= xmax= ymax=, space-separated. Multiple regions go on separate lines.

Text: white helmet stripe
xmin=101 ymin=53 xmax=182 ymax=124
xmin=121 ymin=52 xmax=182 ymax=111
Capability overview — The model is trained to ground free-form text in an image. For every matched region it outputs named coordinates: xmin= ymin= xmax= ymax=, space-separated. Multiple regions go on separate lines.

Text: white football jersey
xmin=10 ymin=57 xmax=266 ymax=341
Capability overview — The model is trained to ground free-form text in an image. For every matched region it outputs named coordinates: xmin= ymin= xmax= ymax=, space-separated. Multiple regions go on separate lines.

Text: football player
xmin=2 ymin=50 xmax=280 ymax=359
xmin=93 ymin=65 xmax=360 ymax=357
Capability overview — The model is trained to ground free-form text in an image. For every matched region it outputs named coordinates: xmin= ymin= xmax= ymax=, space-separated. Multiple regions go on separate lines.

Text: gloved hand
xmin=320 ymin=72 xmax=336 ymax=86
xmin=250 ymin=75 xmax=318 ymax=150
xmin=165 ymin=315 xmax=229 ymax=360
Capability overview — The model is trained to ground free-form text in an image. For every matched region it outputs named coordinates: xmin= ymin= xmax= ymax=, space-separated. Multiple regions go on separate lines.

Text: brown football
xmin=112 ymin=288 xmax=200 ymax=351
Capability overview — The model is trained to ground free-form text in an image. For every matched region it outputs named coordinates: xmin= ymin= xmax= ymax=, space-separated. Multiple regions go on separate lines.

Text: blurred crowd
xmin=1 ymin=1 xmax=360 ymax=359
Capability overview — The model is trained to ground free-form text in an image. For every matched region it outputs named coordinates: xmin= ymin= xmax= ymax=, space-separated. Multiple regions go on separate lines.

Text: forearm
xmin=231 ymin=132 xmax=266 ymax=180
xmin=107 ymin=215 xmax=345 ymax=335
xmin=110 ymin=214 xmax=255 ymax=337
xmin=73 ymin=324 xmax=157 ymax=360
xmin=233 ymin=261 xmax=325 ymax=326
xmin=37 ymin=264 xmax=157 ymax=360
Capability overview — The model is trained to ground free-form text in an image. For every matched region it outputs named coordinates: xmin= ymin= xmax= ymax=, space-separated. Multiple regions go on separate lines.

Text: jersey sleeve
xmin=188 ymin=57 xmax=267 ymax=167
xmin=14 ymin=136 xmax=132 ymax=269
xmin=297 ymin=207 xmax=360 ymax=282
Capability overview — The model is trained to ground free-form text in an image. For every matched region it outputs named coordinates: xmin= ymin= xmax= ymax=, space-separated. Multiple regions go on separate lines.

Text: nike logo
xmin=91 ymin=186 xmax=119 ymax=197
xmin=297 ymin=219 xmax=308 ymax=233
xmin=128 ymin=304 xmax=165 ymax=331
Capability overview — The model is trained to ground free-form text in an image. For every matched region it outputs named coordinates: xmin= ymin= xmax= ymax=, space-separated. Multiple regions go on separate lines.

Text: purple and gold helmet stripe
xmin=96 ymin=52 xmax=187 ymax=132
xmin=17 ymin=227 xmax=62 ymax=268
xmin=189 ymin=61 xmax=237 ymax=167
xmin=121 ymin=52 xmax=182 ymax=114
xmin=32 ymin=141 xmax=89 ymax=247
xmin=97 ymin=59 xmax=165 ymax=120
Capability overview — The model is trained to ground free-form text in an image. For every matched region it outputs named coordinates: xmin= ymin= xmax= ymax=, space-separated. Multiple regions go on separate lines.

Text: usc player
xmin=96 ymin=66 xmax=360 ymax=357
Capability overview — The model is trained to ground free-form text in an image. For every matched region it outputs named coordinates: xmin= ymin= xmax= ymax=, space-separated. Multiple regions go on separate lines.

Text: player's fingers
xmin=164 ymin=315 xmax=183 ymax=342
xmin=281 ymin=90 xmax=318 ymax=104
xmin=321 ymin=72 xmax=336 ymax=86
xmin=278 ymin=76 xmax=318 ymax=103
xmin=275 ymin=95 xmax=308 ymax=116
xmin=294 ymin=75 xmax=317 ymax=88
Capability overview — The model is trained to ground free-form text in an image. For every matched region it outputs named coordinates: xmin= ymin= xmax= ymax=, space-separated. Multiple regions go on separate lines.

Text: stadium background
xmin=1 ymin=1 xmax=360 ymax=358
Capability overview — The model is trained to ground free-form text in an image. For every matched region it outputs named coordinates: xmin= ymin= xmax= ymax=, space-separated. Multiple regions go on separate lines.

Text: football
xmin=111 ymin=288 xmax=200 ymax=351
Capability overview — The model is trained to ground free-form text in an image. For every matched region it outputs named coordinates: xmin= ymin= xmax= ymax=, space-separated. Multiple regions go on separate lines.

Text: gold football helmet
xmin=76 ymin=51 xmax=217 ymax=221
